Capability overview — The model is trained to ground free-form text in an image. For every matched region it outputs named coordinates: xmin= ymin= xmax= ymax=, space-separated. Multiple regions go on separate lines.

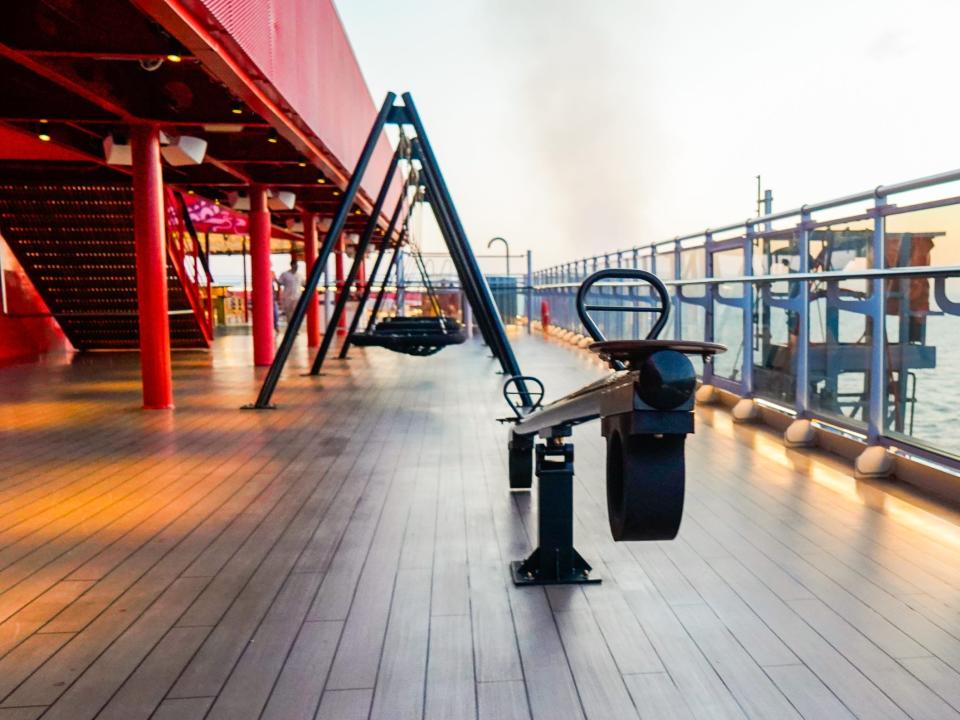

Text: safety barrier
xmin=532 ymin=169 xmax=960 ymax=473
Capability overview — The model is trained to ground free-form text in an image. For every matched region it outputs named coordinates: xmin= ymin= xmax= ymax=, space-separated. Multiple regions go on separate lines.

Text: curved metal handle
xmin=502 ymin=375 xmax=545 ymax=418
xmin=575 ymin=268 xmax=671 ymax=343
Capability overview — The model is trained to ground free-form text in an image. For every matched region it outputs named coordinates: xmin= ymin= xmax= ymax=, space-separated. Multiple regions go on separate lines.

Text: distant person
xmin=271 ymin=270 xmax=280 ymax=332
xmin=278 ymin=259 xmax=303 ymax=326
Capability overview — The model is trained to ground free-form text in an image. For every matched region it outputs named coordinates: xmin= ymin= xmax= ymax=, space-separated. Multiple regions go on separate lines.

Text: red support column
xmin=250 ymin=185 xmax=274 ymax=366
xmin=357 ymin=253 xmax=366 ymax=295
xmin=302 ymin=211 xmax=320 ymax=347
xmin=130 ymin=124 xmax=173 ymax=409
xmin=335 ymin=236 xmax=346 ymax=335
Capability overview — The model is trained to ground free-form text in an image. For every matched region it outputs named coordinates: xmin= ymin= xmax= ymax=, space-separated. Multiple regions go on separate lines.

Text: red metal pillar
xmin=130 ymin=124 xmax=173 ymax=409
xmin=250 ymin=185 xmax=274 ymax=365
xmin=302 ymin=211 xmax=320 ymax=346
xmin=357 ymin=253 xmax=366 ymax=295
xmin=335 ymin=236 xmax=346 ymax=335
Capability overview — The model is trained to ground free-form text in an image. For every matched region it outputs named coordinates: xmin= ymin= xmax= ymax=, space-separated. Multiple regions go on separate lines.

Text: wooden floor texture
xmin=0 ymin=329 xmax=959 ymax=719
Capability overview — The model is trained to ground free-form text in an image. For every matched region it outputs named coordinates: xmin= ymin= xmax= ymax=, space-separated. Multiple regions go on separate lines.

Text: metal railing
xmin=532 ymin=168 xmax=960 ymax=468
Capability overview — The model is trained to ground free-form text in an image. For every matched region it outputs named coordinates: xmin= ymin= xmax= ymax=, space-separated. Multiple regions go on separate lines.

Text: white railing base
xmin=784 ymin=418 xmax=816 ymax=448
xmin=732 ymin=398 xmax=759 ymax=423
xmin=855 ymin=446 xmax=894 ymax=478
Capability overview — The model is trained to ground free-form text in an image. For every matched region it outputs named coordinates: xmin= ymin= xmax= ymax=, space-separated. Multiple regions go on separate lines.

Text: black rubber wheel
xmin=606 ymin=427 xmax=685 ymax=541
xmin=508 ymin=434 xmax=534 ymax=490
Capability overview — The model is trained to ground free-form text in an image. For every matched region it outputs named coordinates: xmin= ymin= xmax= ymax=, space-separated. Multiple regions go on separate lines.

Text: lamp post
xmin=487 ymin=236 xmax=510 ymax=277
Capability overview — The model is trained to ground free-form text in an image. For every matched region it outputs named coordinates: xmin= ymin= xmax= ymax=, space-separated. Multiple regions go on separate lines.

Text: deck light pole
xmin=488 ymin=236 xmax=510 ymax=277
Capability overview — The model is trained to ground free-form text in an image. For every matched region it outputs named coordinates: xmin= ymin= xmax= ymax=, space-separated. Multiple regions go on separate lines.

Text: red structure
xmin=302 ymin=212 xmax=321 ymax=346
xmin=250 ymin=186 xmax=274 ymax=366
xmin=131 ymin=125 xmax=174 ymax=408
xmin=0 ymin=0 xmax=400 ymax=405
xmin=335 ymin=237 xmax=347 ymax=335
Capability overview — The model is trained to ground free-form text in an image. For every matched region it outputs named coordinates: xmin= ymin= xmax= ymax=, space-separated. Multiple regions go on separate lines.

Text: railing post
xmin=785 ymin=208 xmax=815 ymax=446
xmin=852 ymin=195 xmax=894 ymax=476
xmin=796 ymin=209 xmax=811 ymax=416
xmin=526 ymin=249 xmax=533 ymax=333
xmin=742 ymin=223 xmax=755 ymax=396
xmin=702 ymin=231 xmax=715 ymax=387
xmin=632 ymin=248 xmax=640 ymax=339
xmin=868 ymin=196 xmax=887 ymax=443
xmin=673 ymin=239 xmax=682 ymax=340
xmin=396 ymin=248 xmax=405 ymax=315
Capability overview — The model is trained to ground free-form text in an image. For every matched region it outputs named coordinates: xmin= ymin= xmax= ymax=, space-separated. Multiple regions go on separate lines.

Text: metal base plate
xmin=510 ymin=560 xmax=601 ymax=586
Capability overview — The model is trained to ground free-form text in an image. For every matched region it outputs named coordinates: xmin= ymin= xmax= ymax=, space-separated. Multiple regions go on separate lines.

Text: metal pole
xmin=796 ymin=209 xmax=811 ymax=415
xmin=241 ymin=235 xmax=249 ymax=323
xmin=673 ymin=240 xmax=682 ymax=339
xmin=414 ymin=143 xmax=502 ymax=358
xmin=0 ymin=237 xmax=8 ymax=315
xmin=396 ymin=248 xmax=405 ymax=315
xmin=312 ymin=146 xmax=402 ymax=375
xmin=526 ymin=249 xmax=533 ymax=334
xmin=339 ymin=187 xmax=409 ymax=358
xmin=334 ymin=235 xmax=346 ymax=335
xmin=249 ymin=91 xmax=397 ymax=408
xmin=488 ymin=236 xmax=510 ymax=277
xmin=867 ymin=197 xmax=886 ymax=441
xmin=402 ymin=95 xmax=528 ymax=393
xmin=302 ymin=211 xmax=320 ymax=347
xmin=703 ymin=232 xmax=715 ymax=385
xmin=742 ymin=223 xmax=754 ymax=394
xmin=249 ymin=184 xmax=274 ymax=366
xmin=130 ymin=124 xmax=173 ymax=409
xmin=323 ymin=258 xmax=332 ymax=329
xmin=367 ymin=233 xmax=403 ymax=331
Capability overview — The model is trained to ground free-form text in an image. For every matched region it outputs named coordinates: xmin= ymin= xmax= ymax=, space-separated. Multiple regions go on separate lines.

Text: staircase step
xmin=0 ymin=182 xmax=209 ymax=350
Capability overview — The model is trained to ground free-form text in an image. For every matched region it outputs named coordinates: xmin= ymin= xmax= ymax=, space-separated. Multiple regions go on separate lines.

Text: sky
xmin=334 ymin=0 xmax=960 ymax=268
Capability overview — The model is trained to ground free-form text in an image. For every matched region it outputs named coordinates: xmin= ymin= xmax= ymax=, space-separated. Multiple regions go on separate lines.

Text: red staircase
xmin=0 ymin=183 xmax=213 ymax=350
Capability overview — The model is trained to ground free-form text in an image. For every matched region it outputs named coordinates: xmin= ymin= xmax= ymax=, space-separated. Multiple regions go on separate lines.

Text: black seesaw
xmin=501 ymin=268 xmax=725 ymax=586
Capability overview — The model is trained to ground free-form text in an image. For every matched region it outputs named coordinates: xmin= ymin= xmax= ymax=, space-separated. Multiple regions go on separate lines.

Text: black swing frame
xmin=248 ymin=92 xmax=532 ymax=408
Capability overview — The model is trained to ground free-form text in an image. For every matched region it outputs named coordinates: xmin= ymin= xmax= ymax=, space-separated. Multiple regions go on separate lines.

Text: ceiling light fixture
xmin=267 ymin=129 xmax=279 ymax=144
xmin=103 ymin=133 xmax=132 ymax=165
xmin=161 ymin=134 xmax=208 ymax=166
xmin=231 ymin=102 xmax=243 ymax=116
xmin=38 ymin=132 xmax=51 ymax=142
xmin=166 ymin=54 xmax=183 ymax=63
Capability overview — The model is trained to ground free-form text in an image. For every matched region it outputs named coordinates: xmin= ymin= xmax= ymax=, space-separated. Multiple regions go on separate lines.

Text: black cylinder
xmin=636 ymin=350 xmax=696 ymax=410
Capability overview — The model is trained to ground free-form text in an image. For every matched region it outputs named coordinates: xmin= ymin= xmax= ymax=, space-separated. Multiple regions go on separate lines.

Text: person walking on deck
xmin=277 ymin=259 xmax=303 ymax=328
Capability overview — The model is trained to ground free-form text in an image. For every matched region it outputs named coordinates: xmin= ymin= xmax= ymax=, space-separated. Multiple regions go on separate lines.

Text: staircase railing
xmin=164 ymin=188 xmax=214 ymax=343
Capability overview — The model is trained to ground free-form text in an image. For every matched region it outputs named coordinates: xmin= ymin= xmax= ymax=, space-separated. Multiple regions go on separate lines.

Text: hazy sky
xmin=335 ymin=0 xmax=960 ymax=266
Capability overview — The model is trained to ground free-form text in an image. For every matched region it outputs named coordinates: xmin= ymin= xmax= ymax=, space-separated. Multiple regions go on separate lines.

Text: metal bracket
xmin=386 ymin=104 xmax=412 ymax=126
xmin=511 ymin=443 xmax=600 ymax=586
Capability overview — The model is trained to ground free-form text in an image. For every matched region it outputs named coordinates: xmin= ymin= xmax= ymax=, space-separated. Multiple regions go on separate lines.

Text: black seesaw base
xmin=512 ymin=441 xmax=601 ymax=586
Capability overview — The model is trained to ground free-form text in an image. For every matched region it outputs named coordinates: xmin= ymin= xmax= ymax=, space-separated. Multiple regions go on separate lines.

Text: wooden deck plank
xmin=478 ymin=680 xmax=531 ymax=720
xmin=260 ymin=620 xmax=341 ymax=720
xmin=424 ymin=614 xmax=477 ymax=720
xmin=0 ymin=332 xmax=956 ymax=720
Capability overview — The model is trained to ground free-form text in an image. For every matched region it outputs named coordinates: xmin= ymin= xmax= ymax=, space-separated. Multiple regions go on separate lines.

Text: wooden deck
xmin=0 ymin=329 xmax=959 ymax=720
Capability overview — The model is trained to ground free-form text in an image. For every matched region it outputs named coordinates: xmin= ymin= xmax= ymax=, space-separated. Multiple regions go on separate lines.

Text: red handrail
xmin=164 ymin=188 xmax=214 ymax=344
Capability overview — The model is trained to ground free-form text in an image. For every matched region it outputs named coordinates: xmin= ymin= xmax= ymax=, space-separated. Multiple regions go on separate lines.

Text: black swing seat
xmin=589 ymin=339 xmax=725 ymax=370
xmin=350 ymin=315 xmax=467 ymax=357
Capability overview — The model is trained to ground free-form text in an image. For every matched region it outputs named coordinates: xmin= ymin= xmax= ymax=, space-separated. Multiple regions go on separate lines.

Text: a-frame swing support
xmin=247 ymin=92 xmax=531 ymax=409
